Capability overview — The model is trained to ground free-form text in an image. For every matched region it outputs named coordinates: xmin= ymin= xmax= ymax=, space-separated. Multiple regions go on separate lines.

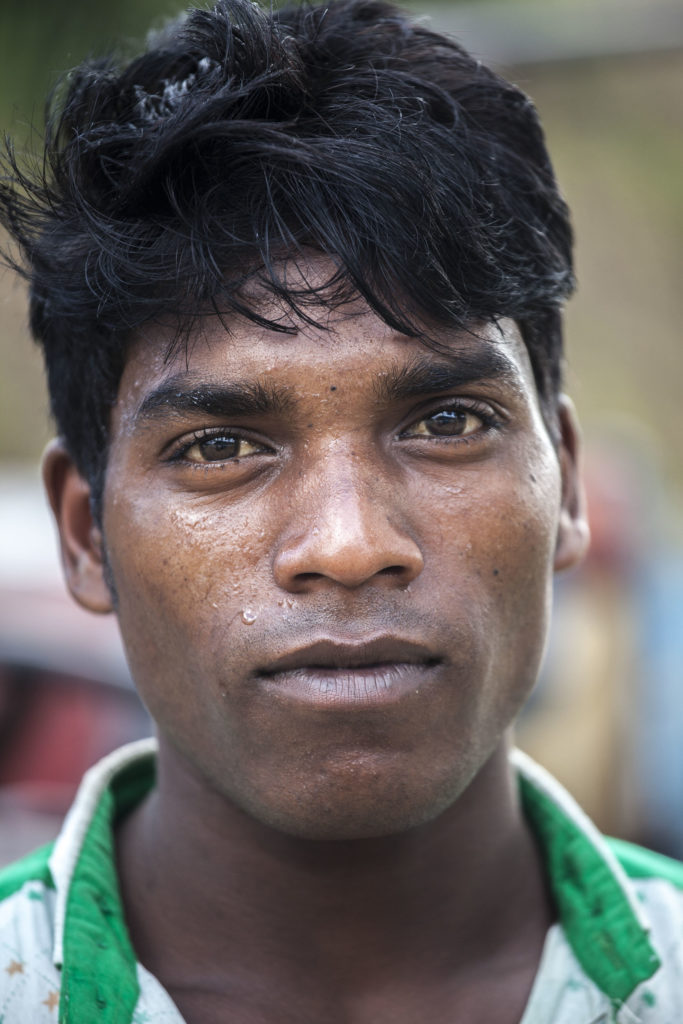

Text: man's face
xmin=70 ymin=292 xmax=585 ymax=839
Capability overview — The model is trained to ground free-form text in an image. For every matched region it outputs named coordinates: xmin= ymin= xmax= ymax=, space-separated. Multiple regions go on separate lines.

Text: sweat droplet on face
xmin=241 ymin=608 xmax=257 ymax=625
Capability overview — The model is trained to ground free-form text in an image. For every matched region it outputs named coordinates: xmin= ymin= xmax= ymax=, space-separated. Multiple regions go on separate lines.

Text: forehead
xmin=118 ymin=307 xmax=538 ymax=415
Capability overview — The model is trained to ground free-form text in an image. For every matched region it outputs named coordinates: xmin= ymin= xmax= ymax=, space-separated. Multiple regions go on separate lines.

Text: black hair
xmin=0 ymin=0 xmax=574 ymax=511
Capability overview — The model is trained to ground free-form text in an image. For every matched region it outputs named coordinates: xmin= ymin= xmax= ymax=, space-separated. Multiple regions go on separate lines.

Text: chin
xmin=233 ymin=761 xmax=475 ymax=842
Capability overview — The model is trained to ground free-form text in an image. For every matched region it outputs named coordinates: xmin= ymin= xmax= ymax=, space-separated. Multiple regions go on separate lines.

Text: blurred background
xmin=0 ymin=0 xmax=682 ymax=864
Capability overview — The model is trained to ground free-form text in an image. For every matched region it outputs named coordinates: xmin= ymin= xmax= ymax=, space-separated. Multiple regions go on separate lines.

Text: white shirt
xmin=1 ymin=740 xmax=682 ymax=1023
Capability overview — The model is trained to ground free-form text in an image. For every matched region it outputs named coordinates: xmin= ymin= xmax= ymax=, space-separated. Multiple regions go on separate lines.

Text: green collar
xmin=53 ymin=745 xmax=661 ymax=1022
xmin=515 ymin=749 xmax=661 ymax=1005
xmin=56 ymin=748 xmax=155 ymax=1024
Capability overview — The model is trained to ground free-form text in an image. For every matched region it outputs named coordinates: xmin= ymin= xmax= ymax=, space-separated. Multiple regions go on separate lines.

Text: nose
xmin=272 ymin=462 xmax=424 ymax=593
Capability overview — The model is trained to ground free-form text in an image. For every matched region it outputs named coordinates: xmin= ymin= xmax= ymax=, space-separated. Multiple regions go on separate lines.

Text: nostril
xmin=294 ymin=572 xmax=324 ymax=584
xmin=378 ymin=565 xmax=407 ymax=578
xmin=273 ymin=517 xmax=424 ymax=591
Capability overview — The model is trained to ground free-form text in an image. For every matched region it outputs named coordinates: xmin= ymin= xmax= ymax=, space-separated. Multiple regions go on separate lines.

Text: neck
xmin=116 ymin=734 xmax=553 ymax=1000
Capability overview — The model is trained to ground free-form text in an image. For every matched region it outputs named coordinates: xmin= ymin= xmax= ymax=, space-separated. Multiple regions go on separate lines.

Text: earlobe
xmin=553 ymin=396 xmax=591 ymax=573
xmin=42 ymin=439 xmax=114 ymax=613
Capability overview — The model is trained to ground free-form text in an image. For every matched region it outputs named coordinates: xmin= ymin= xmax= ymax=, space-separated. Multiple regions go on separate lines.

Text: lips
xmin=257 ymin=637 xmax=442 ymax=706
xmin=260 ymin=637 xmax=441 ymax=674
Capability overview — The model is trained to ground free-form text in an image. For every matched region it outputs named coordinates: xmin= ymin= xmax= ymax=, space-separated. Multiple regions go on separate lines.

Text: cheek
xmin=103 ymin=489 xmax=273 ymax=687
xmin=474 ymin=459 xmax=561 ymax=710
xmin=420 ymin=449 xmax=561 ymax=695
xmin=422 ymin=447 xmax=560 ymax=577
xmin=110 ymin=487 xmax=266 ymax=587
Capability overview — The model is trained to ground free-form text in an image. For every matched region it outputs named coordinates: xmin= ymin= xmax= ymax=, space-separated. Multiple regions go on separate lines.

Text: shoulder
xmin=604 ymin=839 xmax=683 ymax=1018
xmin=0 ymin=840 xmax=54 ymax=902
xmin=512 ymin=749 xmax=683 ymax=1015
xmin=0 ymin=844 xmax=62 ymax=1023
xmin=610 ymin=837 xmax=683 ymax=960
xmin=608 ymin=836 xmax=683 ymax=892
xmin=610 ymin=836 xmax=683 ymax=946
xmin=0 ymin=742 xmax=157 ymax=1024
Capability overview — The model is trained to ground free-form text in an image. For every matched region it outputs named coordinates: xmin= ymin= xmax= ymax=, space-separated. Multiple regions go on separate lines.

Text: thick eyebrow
xmin=134 ymin=376 xmax=295 ymax=426
xmin=373 ymin=348 xmax=520 ymax=404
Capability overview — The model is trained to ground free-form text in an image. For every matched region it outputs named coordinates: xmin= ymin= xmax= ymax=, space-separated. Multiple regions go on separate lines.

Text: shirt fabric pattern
xmin=1 ymin=739 xmax=682 ymax=1023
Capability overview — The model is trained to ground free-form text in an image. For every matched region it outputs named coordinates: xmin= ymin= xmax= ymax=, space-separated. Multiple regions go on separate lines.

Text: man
xmin=0 ymin=1 xmax=681 ymax=1021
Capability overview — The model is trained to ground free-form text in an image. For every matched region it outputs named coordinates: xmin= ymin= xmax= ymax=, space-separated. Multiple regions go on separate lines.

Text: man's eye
xmin=180 ymin=434 xmax=264 ymax=463
xmin=404 ymin=406 xmax=486 ymax=439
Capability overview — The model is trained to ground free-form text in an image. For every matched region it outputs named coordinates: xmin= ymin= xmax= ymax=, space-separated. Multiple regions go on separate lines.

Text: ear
xmin=554 ymin=396 xmax=590 ymax=572
xmin=42 ymin=439 xmax=114 ymax=613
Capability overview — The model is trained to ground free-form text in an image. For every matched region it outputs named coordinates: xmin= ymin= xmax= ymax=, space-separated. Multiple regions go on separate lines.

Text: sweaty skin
xmin=45 ymin=292 xmax=587 ymax=1024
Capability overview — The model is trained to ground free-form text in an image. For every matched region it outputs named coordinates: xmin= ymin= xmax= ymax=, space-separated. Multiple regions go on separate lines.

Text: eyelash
xmin=166 ymin=398 xmax=500 ymax=467
xmin=399 ymin=399 xmax=500 ymax=440
xmin=167 ymin=428 xmax=272 ymax=465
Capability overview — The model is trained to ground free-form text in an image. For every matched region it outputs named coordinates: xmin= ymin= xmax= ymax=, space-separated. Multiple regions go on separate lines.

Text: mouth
xmin=257 ymin=638 xmax=443 ymax=706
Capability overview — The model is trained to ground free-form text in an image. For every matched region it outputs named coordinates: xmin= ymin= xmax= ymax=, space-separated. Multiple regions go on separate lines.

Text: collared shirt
xmin=1 ymin=739 xmax=682 ymax=1023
